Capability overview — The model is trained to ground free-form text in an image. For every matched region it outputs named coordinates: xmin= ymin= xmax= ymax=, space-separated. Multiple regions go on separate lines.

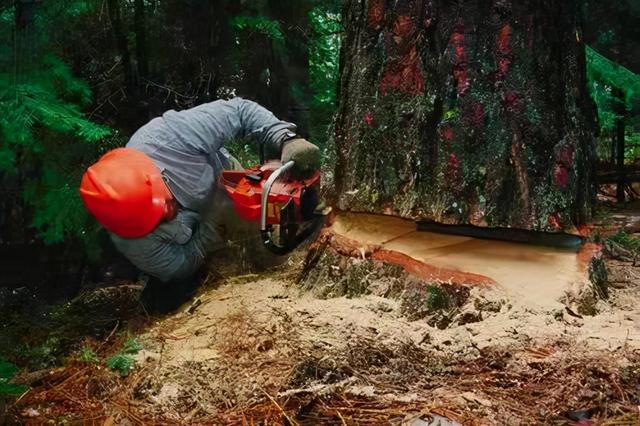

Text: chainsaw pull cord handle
xmin=260 ymin=161 xmax=295 ymax=238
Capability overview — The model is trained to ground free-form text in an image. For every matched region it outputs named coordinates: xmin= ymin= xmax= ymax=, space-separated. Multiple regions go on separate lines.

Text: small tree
xmin=0 ymin=2 xmax=112 ymax=251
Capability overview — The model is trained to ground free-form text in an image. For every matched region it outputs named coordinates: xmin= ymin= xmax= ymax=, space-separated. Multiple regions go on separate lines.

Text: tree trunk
xmin=134 ymin=0 xmax=149 ymax=80
xmin=107 ymin=0 xmax=134 ymax=95
xmin=14 ymin=0 xmax=41 ymax=77
xmin=614 ymin=88 xmax=626 ymax=203
xmin=328 ymin=0 xmax=595 ymax=232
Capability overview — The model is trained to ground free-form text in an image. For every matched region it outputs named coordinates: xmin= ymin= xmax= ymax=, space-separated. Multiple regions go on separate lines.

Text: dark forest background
xmin=0 ymin=0 xmax=342 ymax=294
xmin=0 ymin=0 xmax=638 ymax=298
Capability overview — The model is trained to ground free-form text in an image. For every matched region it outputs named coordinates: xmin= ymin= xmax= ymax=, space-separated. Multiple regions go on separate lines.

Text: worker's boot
xmin=139 ymin=268 xmax=206 ymax=314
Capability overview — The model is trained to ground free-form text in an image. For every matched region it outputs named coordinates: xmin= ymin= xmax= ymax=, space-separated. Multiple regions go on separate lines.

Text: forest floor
xmin=8 ymin=204 xmax=640 ymax=425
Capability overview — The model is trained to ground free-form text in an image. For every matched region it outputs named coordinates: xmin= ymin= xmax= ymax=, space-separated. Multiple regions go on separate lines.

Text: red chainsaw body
xmin=219 ymin=161 xmax=321 ymax=225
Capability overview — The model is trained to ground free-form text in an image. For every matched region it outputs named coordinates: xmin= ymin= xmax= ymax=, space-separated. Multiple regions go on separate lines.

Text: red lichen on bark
xmin=450 ymin=22 xmax=469 ymax=96
xmin=368 ymin=0 xmax=384 ymax=29
xmin=364 ymin=112 xmax=374 ymax=126
xmin=553 ymin=164 xmax=569 ymax=189
xmin=393 ymin=15 xmax=414 ymax=40
xmin=557 ymin=146 xmax=574 ymax=167
xmin=497 ymin=23 xmax=512 ymax=54
xmin=440 ymin=126 xmax=454 ymax=142
xmin=445 ymin=153 xmax=462 ymax=194
xmin=547 ymin=213 xmax=562 ymax=230
xmin=380 ymin=46 xmax=425 ymax=95
xmin=495 ymin=23 xmax=513 ymax=82
xmin=553 ymin=145 xmax=574 ymax=189
xmin=462 ymin=101 xmax=485 ymax=127
xmin=502 ymin=91 xmax=523 ymax=114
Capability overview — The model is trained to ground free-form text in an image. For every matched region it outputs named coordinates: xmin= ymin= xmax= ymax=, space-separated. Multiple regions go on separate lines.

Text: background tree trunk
xmin=107 ymin=0 xmax=134 ymax=96
xmin=328 ymin=0 xmax=596 ymax=232
xmin=134 ymin=0 xmax=149 ymax=80
xmin=614 ymin=88 xmax=626 ymax=203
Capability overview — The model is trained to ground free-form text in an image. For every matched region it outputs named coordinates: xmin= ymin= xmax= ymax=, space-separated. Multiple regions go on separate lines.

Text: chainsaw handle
xmin=260 ymin=160 xmax=295 ymax=233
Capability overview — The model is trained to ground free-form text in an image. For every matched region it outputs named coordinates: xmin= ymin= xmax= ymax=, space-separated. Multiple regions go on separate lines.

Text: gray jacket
xmin=110 ymin=98 xmax=297 ymax=281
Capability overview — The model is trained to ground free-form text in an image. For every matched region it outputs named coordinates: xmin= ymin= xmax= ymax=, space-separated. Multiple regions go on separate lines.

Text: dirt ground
xmin=11 ymin=255 xmax=639 ymax=425
xmin=9 ymin=207 xmax=640 ymax=425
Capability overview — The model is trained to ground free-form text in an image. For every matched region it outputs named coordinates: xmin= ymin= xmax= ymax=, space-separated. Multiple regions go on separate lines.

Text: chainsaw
xmin=219 ymin=160 xmax=326 ymax=255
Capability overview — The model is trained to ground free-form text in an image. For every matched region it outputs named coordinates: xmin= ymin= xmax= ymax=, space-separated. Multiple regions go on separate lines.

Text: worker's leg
xmin=160 ymin=155 xmax=243 ymax=281
xmin=140 ymin=154 xmax=244 ymax=311
xmin=140 ymin=267 xmax=207 ymax=313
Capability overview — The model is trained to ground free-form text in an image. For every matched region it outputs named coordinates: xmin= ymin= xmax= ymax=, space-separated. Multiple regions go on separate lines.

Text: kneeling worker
xmin=79 ymin=98 xmax=320 ymax=283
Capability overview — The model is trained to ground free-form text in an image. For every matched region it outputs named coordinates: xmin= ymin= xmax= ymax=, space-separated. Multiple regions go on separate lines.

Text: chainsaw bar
xmin=416 ymin=220 xmax=584 ymax=249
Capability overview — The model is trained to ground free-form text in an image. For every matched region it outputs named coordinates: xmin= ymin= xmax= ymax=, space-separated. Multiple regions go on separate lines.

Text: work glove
xmin=280 ymin=138 xmax=321 ymax=179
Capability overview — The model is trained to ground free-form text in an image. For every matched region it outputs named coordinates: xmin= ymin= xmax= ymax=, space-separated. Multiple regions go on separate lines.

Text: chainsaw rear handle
xmin=260 ymin=161 xmax=295 ymax=255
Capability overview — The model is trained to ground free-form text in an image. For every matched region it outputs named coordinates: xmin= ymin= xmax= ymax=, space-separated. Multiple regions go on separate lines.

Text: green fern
xmin=77 ymin=347 xmax=99 ymax=364
xmin=106 ymin=354 xmax=135 ymax=377
xmin=122 ymin=337 xmax=143 ymax=355
xmin=106 ymin=337 xmax=142 ymax=377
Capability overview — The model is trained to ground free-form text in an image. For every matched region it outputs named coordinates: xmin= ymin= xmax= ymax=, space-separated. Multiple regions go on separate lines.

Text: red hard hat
xmin=79 ymin=148 xmax=172 ymax=238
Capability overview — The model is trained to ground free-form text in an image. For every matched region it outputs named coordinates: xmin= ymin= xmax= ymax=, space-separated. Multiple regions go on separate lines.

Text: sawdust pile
xmin=14 ymin=255 xmax=640 ymax=424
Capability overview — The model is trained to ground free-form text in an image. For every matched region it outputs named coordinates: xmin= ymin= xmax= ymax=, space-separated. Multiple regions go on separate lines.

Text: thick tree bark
xmin=328 ymin=0 xmax=596 ymax=232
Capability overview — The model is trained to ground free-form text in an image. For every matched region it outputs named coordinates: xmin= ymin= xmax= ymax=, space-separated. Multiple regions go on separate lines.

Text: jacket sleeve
xmin=110 ymin=209 xmax=222 ymax=282
xmin=230 ymin=97 xmax=298 ymax=157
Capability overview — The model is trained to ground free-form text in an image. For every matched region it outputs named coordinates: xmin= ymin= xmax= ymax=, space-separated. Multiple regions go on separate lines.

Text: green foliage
xmin=77 ymin=347 xmax=99 ymax=363
xmin=0 ymin=5 xmax=112 ymax=249
xmin=308 ymin=6 xmax=341 ymax=148
xmin=106 ymin=354 xmax=135 ymax=377
xmin=122 ymin=337 xmax=143 ymax=355
xmin=624 ymin=131 xmax=640 ymax=159
xmin=0 ymin=359 xmax=27 ymax=397
xmin=18 ymin=337 xmax=61 ymax=370
xmin=230 ymin=16 xmax=284 ymax=45
xmin=586 ymin=45 xmax=640 ymax=162
xmin=586 ymin=46 xmax=640 ymax=107
xmin=607 ymin=229 xmax=640 ymax=254
xmin=106 ymin=337 xmax=142 ymax=377
xmin=588 ymin=80 xmax=618 ymax=133
xmin=225 ymin=138 xmax=260 ymax=166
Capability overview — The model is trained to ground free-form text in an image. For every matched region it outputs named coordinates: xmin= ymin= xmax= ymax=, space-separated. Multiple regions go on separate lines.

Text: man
xmin=80 ymin=97 xmax=320 ymax=283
